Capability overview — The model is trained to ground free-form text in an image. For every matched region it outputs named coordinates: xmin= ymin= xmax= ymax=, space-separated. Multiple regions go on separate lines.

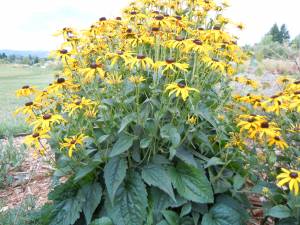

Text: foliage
xmin=269 ymin=23 xmax=290 ymax=44
xmin=15 ymin=0 xmax=299 ymax=224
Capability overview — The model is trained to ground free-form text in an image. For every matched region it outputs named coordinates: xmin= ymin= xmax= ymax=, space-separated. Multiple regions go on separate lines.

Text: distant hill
xmin=0 ymin=49 xmax=49 ymax=58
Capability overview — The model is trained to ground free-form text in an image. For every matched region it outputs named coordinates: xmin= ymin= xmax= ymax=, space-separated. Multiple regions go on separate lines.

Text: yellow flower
xmin=250 ymin=120 xmax=281 ymax=139
xmin=165 ymin=82 xmax=199 ymax=101
xmin=31 ymin=113 xmax=65 ymax=131
xmin=128 ymin=75 xmax=146 ymax=84
xmin=105 ymin=73 xmax=123 ymax=85
xmin=154 ymin=58 xmax=189 ymax=74
xmin=187 ymin=115 xmax=197 ymax=125
xmin=125 ymin=54 xmax=154 ymax=70
xmin=276 ymin=75 xmax=295 ymax=85
xmin=60 ymin=134 xmax=87 ymax=157
xmin=80 ymin=62 xmax=106 ymax=83
xmin=64 ymin=97 xmax=96 ymax=116
xmin=16 ymin=85 xmax=37 ymax=97
xmin=268 ymin=136 xmax=288 ymax=150
xmin=237 ymin=114 xmax=265 ymax=134
xmin=15 ymin=101 xmax=41 ymax=117
xmin=84 ymin=107 xmax=98 ymax=118
xmin=48 ymin=78 xmax=78 ymax=93
xmin=277 ymin=168 xmax=300 ymax=195
xmin=24 ymin=130 xmax=50 ymax=155
xmin=288 ymin=124 xmax=300 ymax=133
xmin=225 ymin=132 xmax=246 ymax=150
xmin=105 ymin=50 xmax=133 ymax=67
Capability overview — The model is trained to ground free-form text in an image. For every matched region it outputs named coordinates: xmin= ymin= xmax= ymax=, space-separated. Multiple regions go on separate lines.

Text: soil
xmin=0 ymin=137 xmax=53 ymax=212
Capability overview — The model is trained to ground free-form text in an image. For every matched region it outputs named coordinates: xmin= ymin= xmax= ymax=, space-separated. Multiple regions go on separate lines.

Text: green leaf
xmin=175 ymin=146 xmax=197 ymax=167
xmin=201 ymin=203 xmax=244 ymax=225
xmin=74 ymin=164 xmax=96 ymax=182
xmin=156 ymin=221 xmax=169 ymax=225
xmin=109 ymin=134 xmax=134 ymax=157
xmin=104 ymin=157 xmax=128 ymax=203
xmin=205 ymin=157 xmax=224 ymax=168
xmin=90 ymin=217 xmax=113 ymax=225
xmin=106 ymin=171 xmax=148 ymax=225
xmin=180 ymin=203 xmax=192 ymax=217
xmin=118 ymin=113 xmax=136 ymax=133
xmin=97 ymin=134 xmax=110 ymax=144
xmin=78 ymin=182 xmax=102 ymax=224
xmin=265 ymin=205 xmax=292 ymax=219
xmin=162 ymin=210 xmax=180 ymax=225
xmin=169 ymin=162 xmax=213 ymax=204
xmin=160 ymin=124 xmax=181 ymax=146
xmin=140 ymin=138 xmax=151 ymax=149
xmin=233 ymin=174 xmax=245 ymax=190
xmin=142 ymin=163 xmax=175 ymax=201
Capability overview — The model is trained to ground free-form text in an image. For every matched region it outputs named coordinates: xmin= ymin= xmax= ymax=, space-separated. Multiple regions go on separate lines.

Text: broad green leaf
xmin=160 ymin=124 xmax=181 ymax=146
xmin=140 ymin=138 xmax=151 ymax=149
xmin=175 ymin=146 xmax=197 ymax=167
xmin=106 ymin=171 xmax=148 ymax=225
xmin=142 ymin=163 xmax=175 ymax=201
xmin=97 ymin=134 xmax=110 ymax=144
xmin=233 ymin=174 xmax=245 ymax=190
xmin=74 ymin=164 xmax=96 ymax=182
xmin=90 ymin=217 xmax=113 ymax=225
xmin=118 ymin=113 xmax=136 ymax=133
xmin=109 ymin=134 xmax=134 ymax=157
xmin=156 ymin=221 xmax=169 ymax=225
xmin=104 ymin=157 xmax=127 ymax=203
xmin=162 ymin=210 xmax=180 ymax=225
xmin=169 ymin=162 xmax=213 ymax=204
xmin=180 ymin=203 xmax=192 ymax=217
xmin=265 ymin=205 xmax=292 ymax=219
xmin=205 ymin=157 xmax=224 ymax=168
xmin=78 ymin=182 xmax=102 ymax=224
xmin=201 ymin=203 xmax=244 ymax=225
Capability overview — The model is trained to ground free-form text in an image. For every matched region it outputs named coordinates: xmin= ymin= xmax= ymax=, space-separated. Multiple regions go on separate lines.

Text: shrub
xmin=15 ymin=0 xmax=260 ymax=225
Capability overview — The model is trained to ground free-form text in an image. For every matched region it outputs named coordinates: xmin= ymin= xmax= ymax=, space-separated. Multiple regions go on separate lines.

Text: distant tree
xmin=269 ymin=23 xmax=281 ymax=43
xmin=291 ymin=34 xmax=300 ymax=49
xmin=280 ymin=24 xmax=290 ymax=43
xmin=33 ymin=56 xmax=39 ymax=64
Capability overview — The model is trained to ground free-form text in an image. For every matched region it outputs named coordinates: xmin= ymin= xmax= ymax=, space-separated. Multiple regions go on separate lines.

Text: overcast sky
xmin=0 ymin=0 xmax=299 ymax=50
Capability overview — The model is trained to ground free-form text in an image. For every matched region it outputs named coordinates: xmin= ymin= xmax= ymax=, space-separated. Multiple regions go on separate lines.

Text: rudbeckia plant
xmin=15 ymin=0 xmax=262 ymax=225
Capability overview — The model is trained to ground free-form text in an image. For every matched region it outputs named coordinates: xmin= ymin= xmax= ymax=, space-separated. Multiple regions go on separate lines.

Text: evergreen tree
xmin=280 ymin=24 xmax=290 ymax=43
xmin=269 ymin=23 xmax=281 ymax=43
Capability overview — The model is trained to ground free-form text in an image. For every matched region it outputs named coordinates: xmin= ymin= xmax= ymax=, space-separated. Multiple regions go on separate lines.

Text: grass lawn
xmin=0 ymin=64 xmax=55 ymax=136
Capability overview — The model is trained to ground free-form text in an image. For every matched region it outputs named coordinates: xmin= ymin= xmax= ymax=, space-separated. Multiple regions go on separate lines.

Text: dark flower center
xmin=260 ymin=122 xmax=269 ymax=128
xmin=294 ymin=91 xmax=300 ymax=95
xmin=163 ymin=13 xmax=170 ymax=17
xmin=43 ymin=114 xmax=52 ymax=120
xmin=59 ymin=49 xmax=68 ymax=54
xmin=137 ymin=54 xmax=146 ymax=60
xmin=25 ymin=102 xmax=33 ymax=107
xmin=294 ymin=80 xmax=300 ymax=84
xmin=290 ymin=172 xmax=298 ymax=179
xmin=99 ymin=17 xmax=107 ymax=21
xmin=213 ymin=25 xmax=221 ymax=30
xmin=175 ymin=36 xmax=184 ymax=41
xmin=193 ymin=39 xmax=203 ymax=45
xmin=32 ymin=133 xmax=40 ymax=138
xmin=198 ymin=27 xmax=205 ymax=31
xmin=166 ymin=58 xmax=176 ymax=64
xmin=75 ymin=100 xmax=81 ymax=105
xmin=115 ymin=17 xmax=122 ymax=20
xmin=271 ymin=95 xmax=279 ymax=99
xmin=22 ymin=85 xmax=30 ymax=89
xmin=247 ymin=118 xmax=256 ymax=123
xmin=274 ymin=136 xmax=281 ymax=141
xmin=174 ymin=16 xmax=182 ymax=20
xmin=130 ymin=11 xmax=137 ymax=15
xmin=70 ymin=140 xmax=77 ymax=145
xmin=151 ymin=27 xmax=160 ymax=32
xmin=126 ymin=28 xmax=133 ymax=33
xmin=57 ymin=78 xmax=65 ymax=84
xmin=90 ymin=62 xmax=98 ymax=69
xmin=152 ymin=10 xmax=159 ymax=14
xmin=155 ymin=15 xmax=164 ymax=20
xmin=177 ymin=82 xmax=186 ymax=88
xmin=116 ymin=50 xmax=124 ymax=55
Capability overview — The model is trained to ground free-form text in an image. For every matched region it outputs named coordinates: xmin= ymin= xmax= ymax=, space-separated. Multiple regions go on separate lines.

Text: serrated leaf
xmin=74 ymin=165 xmax=96 ymax=182
xmin=201 ymin=203 xmax=244 ymax=225
xmin=205 ymin=157 xmax=224 ymax=168
xmin=90 ymin=217 xmax=113 ymax=225
xmin=106 ymin=171 xmax=148 ymax=225
xmin=160 ymin=124 xmax=181 ymax=146
xmin=118 ymin=113 xmax=136 ymax=133
xmin=104 ymin=157 xmax=127 ymax=203
xmin=109 ymin=134 xmax=134 ymax=157
xmin=142 ymin=163 xmax=175 ymax=201
xmin=175 ymin=146 xmax=197 ymax=167
xmin=265 ymin=205 xmax=292 ymax=219
xmin=169 ymin=162 xmax=213 ymax=204
xmin=162 ymin=210 xmax=180 ymax=225
xmin=78 ymin=182 xmax=102 ymax=224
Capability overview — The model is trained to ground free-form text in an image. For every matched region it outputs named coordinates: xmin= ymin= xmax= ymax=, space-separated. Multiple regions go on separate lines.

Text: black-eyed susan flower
xmin=155 ymin=58 xmax=189 ymax=74
xmin=31 ymin=113 xmax=65 ymax=131
xmin=268 ymin=136 xmax=288 ymax=150
xmin=16 ymin=85 xmax=37 ymax=97
xmin=125 ymin=54 xmax=154 ymax=70
xmin=105 ymin=73 xmax=123 ymax=85
xmin=237 ymin=114 xmax=265 ymax=134
xmin=128 ymin=75 xmax=146 ymax=84
xmin=187 ymin=115 xmax=198 ymax=125
xmin=15 ymin=101 xmax=41 ymax=116
xmin=105 ymin=50 xmax=133 ymax=67
xmin=64 ymin=97 xmax=96 ymax=116
xmin=165 ymin=82 xmax=199 ymax=101
xmin=277 ymin=168 xmax=300 ymax=195
xmin=250 ymin=120 xmax=281 ymax=139
xmin=48 ymin=78 xmax=78 ymax=93
xmin=60 ymin=134 xmax=87 ymax=157
xmin=24 ymin=130 xmax=50 ymax=155
xmin=81 ymin=62 xmax=106 ymax=83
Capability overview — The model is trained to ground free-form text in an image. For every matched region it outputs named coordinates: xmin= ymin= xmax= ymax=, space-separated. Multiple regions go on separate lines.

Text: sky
xmin=0 ymin=0 xmax=299 ymax=50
